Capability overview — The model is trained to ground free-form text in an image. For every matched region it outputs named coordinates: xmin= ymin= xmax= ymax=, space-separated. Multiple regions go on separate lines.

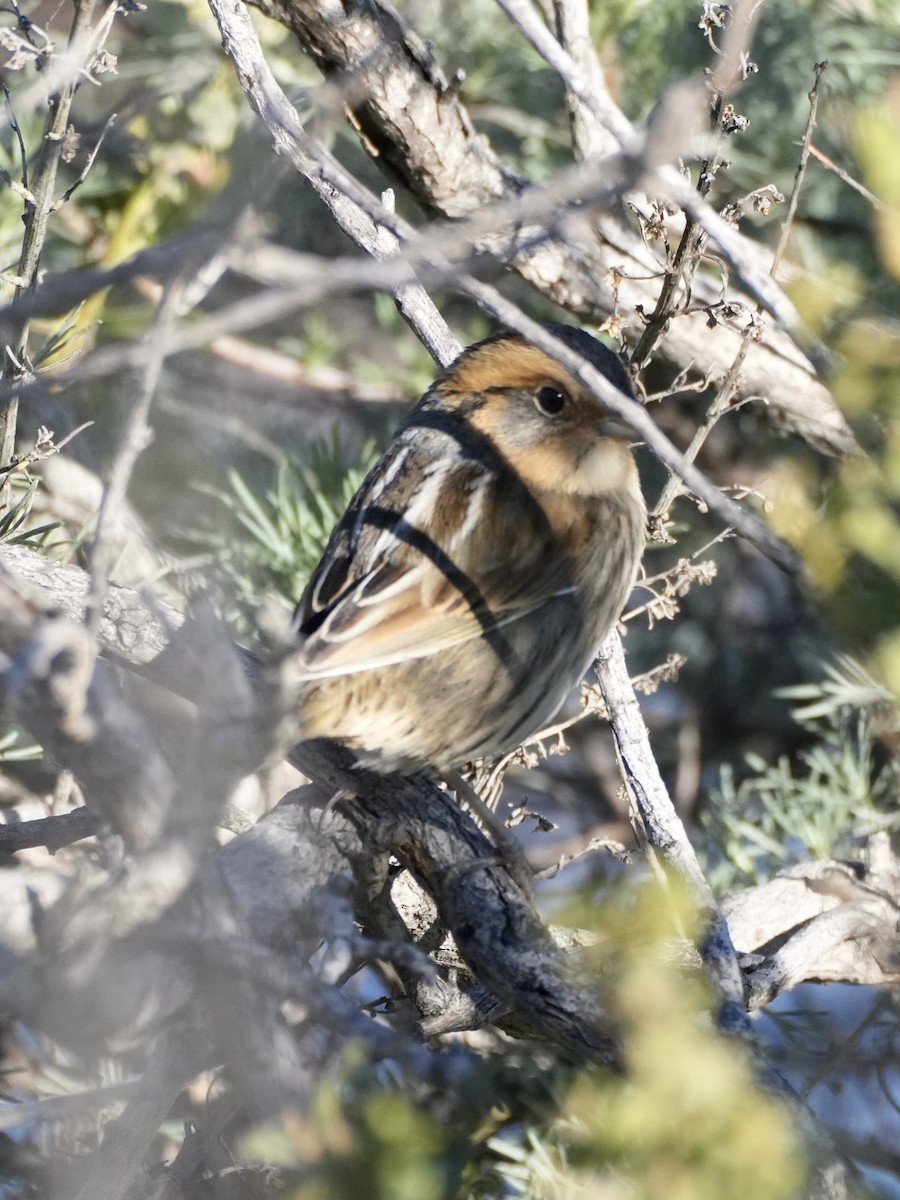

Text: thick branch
xmin=0 ymin=805 xmax=101 ymax=854
xmin=595 ymin=631 xmax=748 ymax=1033
xmin=0 ymin=544 xmax=620 ymax=1064
xmin=724 ymin=839 xmax=900 ymax=1010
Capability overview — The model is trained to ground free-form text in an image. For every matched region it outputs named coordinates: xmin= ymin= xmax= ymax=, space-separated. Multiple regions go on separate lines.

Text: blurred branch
xmin=0 ymin=575 xmax=175 ymax=852
xmin=770 ymin=60 xmax=828 ymax=280
xmin=808 ymin=142 xmax=886 ymax=210
xmin=0 ymin=1080 xmax=139 ymax=1133
xmin=495 ymin=0 xmax=638 ymax=156
xmin=208 ymin=0 xmax=460 ymax=367
xmin=73 ymin=1026 xmax=211 ymax=1200
xmin=85 ymin=279 xmax=185 ymax=635
xmin=0 ymin=804 xmax=101 ymax=853
xmin=0 ymin=544 xmax=621 ymax=1066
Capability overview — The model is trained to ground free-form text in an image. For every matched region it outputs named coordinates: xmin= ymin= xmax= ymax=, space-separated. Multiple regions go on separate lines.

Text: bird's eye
xmin=534 ymin=386 xmax=567 ymax=416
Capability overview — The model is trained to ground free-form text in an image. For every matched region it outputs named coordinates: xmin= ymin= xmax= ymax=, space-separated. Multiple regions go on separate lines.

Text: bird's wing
xmin=294 ymin=435 xmax=576 ymax=680
xmin=295 ymin=544 xmax=574 ymax=680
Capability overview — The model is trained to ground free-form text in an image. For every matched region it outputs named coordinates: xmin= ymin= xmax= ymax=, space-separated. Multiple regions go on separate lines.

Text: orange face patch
xmin=440 ymin=341 xmax=581 ymax=401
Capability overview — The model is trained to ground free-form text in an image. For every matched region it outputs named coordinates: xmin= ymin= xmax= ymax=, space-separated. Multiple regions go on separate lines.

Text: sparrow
xmin=293 ymin=324 xmax=646 ymax=773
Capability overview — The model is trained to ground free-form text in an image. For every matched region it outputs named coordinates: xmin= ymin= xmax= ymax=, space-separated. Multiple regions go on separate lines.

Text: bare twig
xmin=0 ymin=0 xmax=121 ymax=140
xmin=647 ymin=60 xmax=832 ymax=534
xmin=771 ymin=61 xmax=829 ymax=280
xmin=51 ymin=109 xmax=117 ymax=210
xmin=0 ymin=420 xmax=94 ymax=477
xmin=374 ymin=186 xmax=462 ymax=366
xmin=0 ymin=1080 xmax=139 ymax=1133
xmin=650 ymin=311 xmax=764 ymax=529
xmin=648 ymin=61 xmax=831 ymax=534
xmin=1 ymin=82 xmax=29 ymax=192
xmin=808 ymin=141 xmax=886 ymax=210
xmin=626 ymin=0 xmax=763 ymax=372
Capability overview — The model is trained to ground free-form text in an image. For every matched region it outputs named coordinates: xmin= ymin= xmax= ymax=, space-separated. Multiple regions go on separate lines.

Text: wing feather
xmin=294 ymin=424 xmax=582 ymax=680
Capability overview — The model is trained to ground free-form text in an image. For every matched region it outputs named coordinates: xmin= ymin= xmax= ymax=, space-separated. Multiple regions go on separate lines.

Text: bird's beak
xmin=596 ymin=414 xmax=636 ymax=440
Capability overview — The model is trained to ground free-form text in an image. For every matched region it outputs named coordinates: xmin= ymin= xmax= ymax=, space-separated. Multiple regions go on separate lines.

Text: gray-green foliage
xmin=0 ymin=728 xmax=42 ymax=762
xmin=188 ymin=436 xmax=377 ymax=643
xmin=702 ymin=658 xmax=900 ymax=890
xmin=0 ymin=475 xmax=60 ymax=550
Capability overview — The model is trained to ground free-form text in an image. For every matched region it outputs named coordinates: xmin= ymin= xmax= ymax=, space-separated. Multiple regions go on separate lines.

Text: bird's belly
xmin=297 ymin=591 xmax=604 ymax=772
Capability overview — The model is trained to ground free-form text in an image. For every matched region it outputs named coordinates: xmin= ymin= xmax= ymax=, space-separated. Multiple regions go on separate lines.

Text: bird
xmin=293 ymin=324 xmax=647 ymax=775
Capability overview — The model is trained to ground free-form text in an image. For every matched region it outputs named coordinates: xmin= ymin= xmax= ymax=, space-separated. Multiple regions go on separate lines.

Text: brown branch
xmin=0 ymin=543 xmax=621 ymax=1065
xmin=0 ymin=804 xmax=101 ymax=854
xmin=292 ymin=740 xmax=621 ymax=1063
xmin=770 ymin=61 xmax=829 ymax=280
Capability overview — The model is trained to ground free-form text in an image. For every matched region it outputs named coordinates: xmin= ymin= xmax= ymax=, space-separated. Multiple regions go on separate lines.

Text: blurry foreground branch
xmin=0 ymin=543 xmax=889 ymax=1200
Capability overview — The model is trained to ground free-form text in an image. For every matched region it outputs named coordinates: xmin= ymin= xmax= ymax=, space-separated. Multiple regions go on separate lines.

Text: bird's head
xmin=427 ymin=325 xmax=639 ymax=497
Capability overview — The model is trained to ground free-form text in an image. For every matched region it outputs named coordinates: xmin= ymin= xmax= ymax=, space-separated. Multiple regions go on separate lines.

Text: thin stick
xmin=51 ymin=110 xmax=118 ymax=210
xmin=650 ymin=315 xmax=759 ymax=525
xmin=770 ymin=61 xmax=829 ymax=280
xmin=0 ymin=804 xmax=101 ymax=853
xmin=650 ymin=60 xmax=830 ymax=527
xmin=808 ymin=141 xmax=885 ymax=210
